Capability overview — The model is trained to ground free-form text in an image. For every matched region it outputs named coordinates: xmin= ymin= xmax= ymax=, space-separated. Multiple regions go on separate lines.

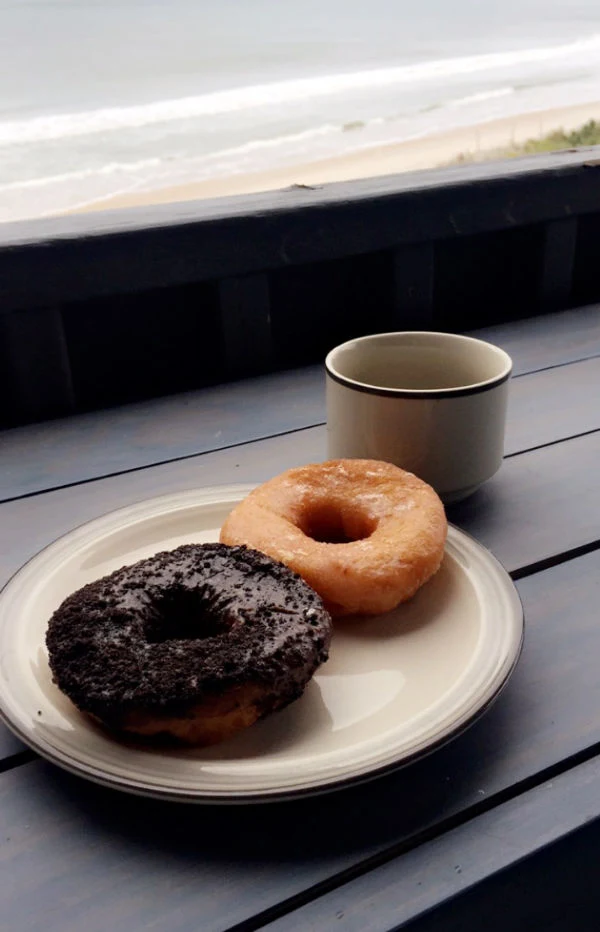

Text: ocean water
xmin=1 ymin=0 xmax=600 ymax=222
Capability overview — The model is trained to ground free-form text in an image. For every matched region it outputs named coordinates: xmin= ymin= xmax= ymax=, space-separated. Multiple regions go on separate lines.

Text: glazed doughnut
xmin=46 ymin=543 xmax=332 ymax=746
xmin=220 ymin=459 xmax=447 ymax=617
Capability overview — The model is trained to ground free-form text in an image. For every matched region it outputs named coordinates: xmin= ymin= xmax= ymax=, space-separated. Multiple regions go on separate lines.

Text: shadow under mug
xmin=325 ymin=331 xmax=513 ymax=504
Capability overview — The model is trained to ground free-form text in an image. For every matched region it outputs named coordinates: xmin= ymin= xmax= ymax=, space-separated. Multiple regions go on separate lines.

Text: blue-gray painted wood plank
xmin=2 ymin=411 xmax=600 ymax=603
xmin=402 ymin=826 xmax=600 ymax=932
xmin=446 ymin=428 xmax=600 ymax=571
xmin=504 ymin=355 xmax=600 ymax=454
xmin=2 ymin=304 xmax=600 ymax=503
xmin=0 ymin=366 xmax=324 ymax=502
xmin=0 ymin=730 xmax=27 ymax=760
xmin=471 ymin=302 xmax=600 ymax=374
xmin=2 ymin=549 xmax=600 ymax=931
xmin=260 ymin=756 xmax=600 ymax=932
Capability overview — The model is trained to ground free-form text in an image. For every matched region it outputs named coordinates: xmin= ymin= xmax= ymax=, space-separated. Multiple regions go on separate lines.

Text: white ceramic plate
xmin=0 ymin=485 xmax=523 ymax=803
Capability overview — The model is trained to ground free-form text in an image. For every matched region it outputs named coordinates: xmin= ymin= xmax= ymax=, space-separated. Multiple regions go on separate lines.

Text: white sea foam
xmin=0 ymin=158 xmax=163 ymax=193
xmin=0 ymin=127 xmax=341 ymax=194
xmin=1 ymin=33 xmax=599 ymax=146
xmin=196 ymin=122 xmax=341 ymax=160
xmin=447 ymin=87 xmax=516 ymax=108
xmin=0 ymin=75 xmax=589 ymax=203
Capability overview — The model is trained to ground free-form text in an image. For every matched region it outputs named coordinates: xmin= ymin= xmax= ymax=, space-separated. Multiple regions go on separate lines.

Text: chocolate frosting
xmin=46 ymin=543 xmax=332 ymax=724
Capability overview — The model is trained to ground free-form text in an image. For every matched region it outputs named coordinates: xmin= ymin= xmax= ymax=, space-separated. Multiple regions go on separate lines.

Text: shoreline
xmin=72 ymin=100 xmax=600 ymax=215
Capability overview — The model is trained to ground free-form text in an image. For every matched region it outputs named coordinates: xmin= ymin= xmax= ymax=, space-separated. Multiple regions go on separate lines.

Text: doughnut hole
xmin=296 ymin=500 xmax=378 ymax=544
xmin=144 ymin=586 xmax=232 ymax=643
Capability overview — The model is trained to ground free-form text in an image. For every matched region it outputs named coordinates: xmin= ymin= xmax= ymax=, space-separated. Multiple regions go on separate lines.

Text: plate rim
xmin=0 ymin=484 xmax=524 ymax=804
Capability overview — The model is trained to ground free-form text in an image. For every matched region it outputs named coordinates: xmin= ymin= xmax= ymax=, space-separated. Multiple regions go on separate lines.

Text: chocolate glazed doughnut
xmin=46 ymin=543 xmax=332 ymax=746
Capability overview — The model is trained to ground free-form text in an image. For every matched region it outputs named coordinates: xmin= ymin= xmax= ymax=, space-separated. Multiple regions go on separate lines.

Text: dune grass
xmin=454 ymin=119 xmax=600 ymax=164
xmin=505 ymin=119 xmax=600 ymax=155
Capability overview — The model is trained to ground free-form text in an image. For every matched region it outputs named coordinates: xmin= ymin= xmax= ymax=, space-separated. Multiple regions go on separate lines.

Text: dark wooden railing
xmin=1 ymin=147 xmax=600 ymax=428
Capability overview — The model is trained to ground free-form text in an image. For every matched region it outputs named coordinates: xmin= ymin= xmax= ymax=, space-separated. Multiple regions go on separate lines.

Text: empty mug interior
xmin=327 ymin=332 xmax=512 ymax=393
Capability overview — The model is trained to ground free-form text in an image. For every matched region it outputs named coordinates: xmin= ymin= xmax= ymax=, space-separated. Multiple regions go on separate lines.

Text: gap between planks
xmin=218 ymin=738 xmax=600 ymax=932
xmin=0 ymin=308 xmax=600 ymax=501
xmin=2 ymin=417 xmax=600 ymax=509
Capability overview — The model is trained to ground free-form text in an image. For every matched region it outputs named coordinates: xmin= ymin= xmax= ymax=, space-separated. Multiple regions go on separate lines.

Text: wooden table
xmin=2 ymin=304 xmax=600 ymax=932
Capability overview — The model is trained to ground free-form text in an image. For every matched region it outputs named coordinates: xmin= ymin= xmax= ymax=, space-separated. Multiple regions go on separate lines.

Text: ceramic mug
xmin=325 ymin=331 xmax=512 ymax=503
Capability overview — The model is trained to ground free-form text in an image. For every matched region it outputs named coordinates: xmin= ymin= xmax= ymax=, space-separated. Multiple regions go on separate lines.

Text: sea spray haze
xmin=1 ymin=0 xmax=600 ymax=221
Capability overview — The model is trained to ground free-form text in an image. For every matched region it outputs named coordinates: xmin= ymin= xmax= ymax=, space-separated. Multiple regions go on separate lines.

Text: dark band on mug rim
xmin=325 ymin=365 xmax=512 ymax=399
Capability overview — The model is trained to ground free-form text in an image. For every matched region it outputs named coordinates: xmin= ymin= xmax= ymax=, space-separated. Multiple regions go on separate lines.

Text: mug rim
xmin=325 ymin=331 xmax=513 ymax=399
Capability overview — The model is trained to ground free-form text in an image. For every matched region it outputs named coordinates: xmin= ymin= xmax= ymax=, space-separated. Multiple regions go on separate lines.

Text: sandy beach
xmin=74 ymin=100 xmax=600 ymax=215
